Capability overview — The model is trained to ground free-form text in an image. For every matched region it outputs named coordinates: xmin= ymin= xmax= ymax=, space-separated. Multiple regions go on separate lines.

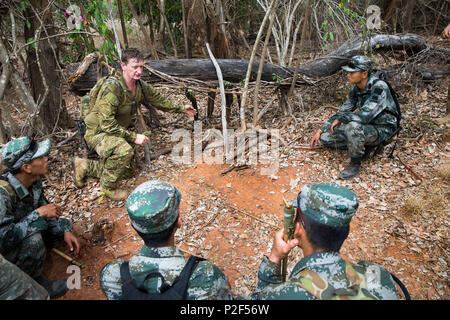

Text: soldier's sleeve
xmin=35 ymin=181 xmax=72 ymax=238
xmin=250 ymin=256 xmax=283 ymax=299
xmin=99 ymin=260 xmax=124 ymax=300
xmin=250 ymin=257 xmax=315 ymax=300
xmin=0 ymin=254 xmax=49 ymax=300
xmin=141 ymin=82 xmax=185 ymax=113
xmin=187 ymin=261 xmax=233 ymax=300
xmin=340 ymin=82 xmax=390 ymax=124
xmin=0 ymin=189 xmax=48 ymax=253
xmin=334 ymin=88 xmax=359 ymax=124
xmin=96 ymin=83 xmax=137 ymax=143
xmin=320 ymin=88 xmax=357 ymax=131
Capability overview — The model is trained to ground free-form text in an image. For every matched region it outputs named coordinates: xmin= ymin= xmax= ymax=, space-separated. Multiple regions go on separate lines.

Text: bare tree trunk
xmin=117 ymin=0 xmax=129 ymax=49
xmin=252 ymin=0 xmax=279 ymax=125
xmin=288 ymin=0 xmax=311 ymax=97
xmin=158 ymin=0 xmax=178 ymax=58
xmin=181 ymin=0 xmax=189 ymax=58
xmin=126 ymin=0 xmax=159 ymax=59
xmin=24 ymin=0 xmax=72 ymax=132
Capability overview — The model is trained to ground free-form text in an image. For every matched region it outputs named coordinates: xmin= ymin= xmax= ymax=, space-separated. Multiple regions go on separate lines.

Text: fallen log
xmin=66 ymin=33 xmax=427 ymax=95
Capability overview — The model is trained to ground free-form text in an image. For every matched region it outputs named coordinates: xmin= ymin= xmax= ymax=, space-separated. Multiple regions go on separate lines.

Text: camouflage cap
xmin=342 ymin=55 xmax=374 ymax=72
xmin=299 ymin=183 xmax=358 ymax=228
xmin=1 ymin=136 xmax=51 ymax=171
xmin=126 ymin=180 xmax=182 ymax=234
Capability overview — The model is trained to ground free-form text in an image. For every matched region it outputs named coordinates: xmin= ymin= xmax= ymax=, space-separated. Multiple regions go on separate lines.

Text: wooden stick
xmin=397 ymin=155 xmax=423 ymax=182
xmin=51 ymin=248 xmax=83 ymax=268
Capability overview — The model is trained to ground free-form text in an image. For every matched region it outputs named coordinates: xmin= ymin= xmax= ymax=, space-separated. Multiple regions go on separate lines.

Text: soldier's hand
xmin=36 ymin=204 xmax=62 ymax=219
xmin=184 ymin=105 xmax=197 ymax=117
xmin=310 ymin=129 xmax=323 ymax=147
xmin=134 ymin=133 xmax=149 ymax=146
xmin=64 ymin=232 xmax=80 ymax=255
xmin=267 ymin=229 xmax=299 ymax=264
xmin=442 ymin=24 xmax=450 ymax=39
xmin=330 ymin=119 xmax=341 ymax=133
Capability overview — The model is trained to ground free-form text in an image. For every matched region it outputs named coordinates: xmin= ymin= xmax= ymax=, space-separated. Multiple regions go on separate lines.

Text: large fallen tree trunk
xmin=66 ymin=33 xmax=427 ymax=95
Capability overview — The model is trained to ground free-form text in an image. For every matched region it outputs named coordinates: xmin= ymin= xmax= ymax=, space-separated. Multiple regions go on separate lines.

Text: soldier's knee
xmin=345 ymin=121 xmax=362 ymax=132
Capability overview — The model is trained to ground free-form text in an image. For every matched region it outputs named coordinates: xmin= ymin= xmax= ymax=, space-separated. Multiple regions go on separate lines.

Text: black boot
xmin=34 ymin=276 xmax=68 ymax=299
xmin=339 ymin=157 xmax=362 ymax=180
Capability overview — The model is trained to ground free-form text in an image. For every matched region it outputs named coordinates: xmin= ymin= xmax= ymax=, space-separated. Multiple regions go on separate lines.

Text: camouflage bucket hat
xmin=1 ymin=136 xmax=51 ymax=171
xmin=342 ymin=55 xmax=374 ymax=72
xmin=126 ymin=180 xmax=182 ymax=234
xmin=298 ymin=183 xmax=358 ymax=228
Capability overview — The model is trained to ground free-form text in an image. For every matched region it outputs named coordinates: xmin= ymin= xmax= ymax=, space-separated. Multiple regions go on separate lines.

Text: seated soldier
xmin=251 ymin=183 xmax=399 ymax=300
xmin=72 ymin=48 xmax=197 ymax=200
xmin=310 ymin=55 xmax=399 ymax=179
xmin=99 ymin=180 xmax=233 ymax=300
xmin=0 ymin=137 xmax=81 ymax=299
xmin=0 ymin=253 xmax=49 ymax=300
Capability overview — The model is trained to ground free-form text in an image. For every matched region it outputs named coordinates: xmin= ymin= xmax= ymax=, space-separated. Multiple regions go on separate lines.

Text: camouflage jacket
xmin=84 ymin=73 xmax=185 ymax=144
xmin=0 ymin=172 xmax=72 ymax=254
xmin=251 ymin=252 xmax=399 ymax=300
xmin=322 ymin=74 xmax=398 ymax=138
xmin=99 ymin=245 xmax=233 ymax=300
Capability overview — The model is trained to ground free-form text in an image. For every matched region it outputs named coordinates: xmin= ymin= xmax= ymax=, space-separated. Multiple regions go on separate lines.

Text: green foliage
xmin=272 ymin=73 xmax=284 ymax=84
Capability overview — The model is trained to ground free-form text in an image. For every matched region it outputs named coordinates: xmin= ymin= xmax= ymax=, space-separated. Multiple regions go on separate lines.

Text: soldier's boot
xmin=34 ymin=277 xmax=68 ymax=299
xmin=71 ymin=157 xmax=88 ymax=188
xmin=338 ymin=157 xmax=362 ymax=180
xmin=100 ymin=187 xmax=128 ymax=201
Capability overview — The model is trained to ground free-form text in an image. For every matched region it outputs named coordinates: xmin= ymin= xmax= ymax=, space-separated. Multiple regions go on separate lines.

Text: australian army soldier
xmin=251 ymin=183 xmax=399 ymax=300
xmin=310 ymin=55 xmax=400 ymax=179
xmin=99 ymin=180 xmax=233 ymax=300
xmin=0 ymin=137 xmax=81 ymax=299
xmin=72 ymin=48 xmax=197 ymax=200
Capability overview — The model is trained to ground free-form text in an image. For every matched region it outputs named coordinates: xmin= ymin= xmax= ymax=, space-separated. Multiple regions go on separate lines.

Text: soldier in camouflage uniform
xmin=72 ymin=48 xmax=197 ymax=200
xmin=0 ymin=137 xmax=81 ymax=299
xmin=99 ymin=180 xmax=233 ymax=300
xmin=310 ymin=56 xmax=399 ymax=179
xmin=0 ymin=253 xmax=49 ymax=300
xmin=251 ymin=183 xmax=399 ymax=300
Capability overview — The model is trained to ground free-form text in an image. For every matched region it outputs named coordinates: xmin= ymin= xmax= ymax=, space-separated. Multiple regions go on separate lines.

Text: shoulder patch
xmin=0 ymin=179 xmax=16 ymax=203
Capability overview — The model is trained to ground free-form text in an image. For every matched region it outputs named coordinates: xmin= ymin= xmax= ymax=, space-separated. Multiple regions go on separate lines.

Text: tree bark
xmin=24 ymin=0 xmax=72 ymax=131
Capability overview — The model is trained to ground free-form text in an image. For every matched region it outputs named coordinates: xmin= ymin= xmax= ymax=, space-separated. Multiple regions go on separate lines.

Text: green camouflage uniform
xmin=0 ymin=253 xmax=49 ymax=300
xmin=0 ymin=137 xmax=72 ymax=278
xmin=320 ymin=56 xmax=399 ymax=158
xmin=83 ymin=73 xmax=185 ymax=190
xmin=251 ymin=183 xmax=399 ymax=300
xmin=99 ymin=180 xmax=233 ymax=300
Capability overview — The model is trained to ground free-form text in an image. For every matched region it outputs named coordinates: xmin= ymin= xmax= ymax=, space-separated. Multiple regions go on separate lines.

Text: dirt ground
xmin=38 ymin=71 xmax=449 ymax=300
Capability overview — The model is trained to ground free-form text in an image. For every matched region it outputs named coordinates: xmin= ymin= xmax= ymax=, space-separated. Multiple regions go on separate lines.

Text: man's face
xmin=346 ymin=70 xmax=367 ymax=84
xmin=121 ymin=58 xmax=144 ymax=81
xmin=26 ymin=155 xmax=49 ymax=176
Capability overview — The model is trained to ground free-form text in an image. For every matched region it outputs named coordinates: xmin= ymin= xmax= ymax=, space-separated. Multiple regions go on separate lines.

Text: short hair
xmin=121 ymin=48 xmax=144 ymax=64
xmin=134 ymin=215 xmax=178 ymax=247
xmin=295 ymin=210 xmax=350 ymax=252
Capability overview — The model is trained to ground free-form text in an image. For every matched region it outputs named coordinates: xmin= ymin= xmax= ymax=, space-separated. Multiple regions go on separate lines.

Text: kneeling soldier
xmin=0 ymin=137 xmax=81 ymax=298
xmin=100 ymin=180 xmax=233 ymax=300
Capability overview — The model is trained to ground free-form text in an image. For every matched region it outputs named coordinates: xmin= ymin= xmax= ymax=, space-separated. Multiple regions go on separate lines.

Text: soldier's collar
xmin=291 ymin=251 xmax=342 ymax=276
xmin=139 ymin=245 xmax=182 ymax=258
xmin=4 ymin=172 xmax=31 ymax=200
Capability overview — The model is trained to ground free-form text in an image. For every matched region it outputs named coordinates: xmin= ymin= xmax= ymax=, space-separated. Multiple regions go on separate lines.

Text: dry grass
xmin=436 ymin=162 xmax=450 ymax=182
xmin=400 ymin=186 xmax=448 ymax=221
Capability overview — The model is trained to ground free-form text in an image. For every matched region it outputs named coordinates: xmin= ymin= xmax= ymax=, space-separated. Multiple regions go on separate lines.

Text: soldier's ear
xmin=20 ymin=163 xmax=32 ymax=174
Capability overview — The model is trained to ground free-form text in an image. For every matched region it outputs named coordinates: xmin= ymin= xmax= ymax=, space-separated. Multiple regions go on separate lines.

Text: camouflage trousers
xmin=320 ymin=121 xmax=380 ymax=158
xmin=2 ymin=229 xmax=64 ymax=279
xmin=85 ymin=133 xmax=137 ymax=190
xmin=0 ymin=254 xmax=49 ymax=300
